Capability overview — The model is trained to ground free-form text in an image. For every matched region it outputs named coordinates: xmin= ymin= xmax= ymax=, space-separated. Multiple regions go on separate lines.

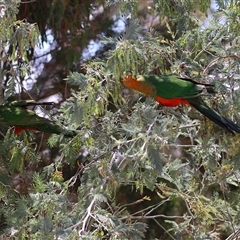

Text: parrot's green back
xmin=0 ymin=101 xmax=77 ymax=137
xmin=140 ymin=75 xmax=214 ymax=99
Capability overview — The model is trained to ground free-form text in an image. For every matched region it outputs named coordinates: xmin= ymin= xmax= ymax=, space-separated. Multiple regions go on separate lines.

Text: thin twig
xmin=153 ymin=218 xmax=177 ymax=240
xmin=203 ymin=55 xmax=240 ymax=75
xmin=226 ymin=227 xmax=240 ymax=240
xmin=81 ymin=197 xmax=95 ymax=232
xmin=144 ymin=198 xmax=170 ymax=216
xmin=121 ymin=214 xmax=184 ymax=220
xmin=146 ymin=116 xmax=158 ymax=136
xmin=129 ymin=199 xmax=170 ymax=217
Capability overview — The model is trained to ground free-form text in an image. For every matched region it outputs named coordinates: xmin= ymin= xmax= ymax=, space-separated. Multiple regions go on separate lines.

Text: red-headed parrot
xmin=122 ymin=75 xmax=240 ymax=134
xmin=0 ymin=100 xmax=77 ymax=137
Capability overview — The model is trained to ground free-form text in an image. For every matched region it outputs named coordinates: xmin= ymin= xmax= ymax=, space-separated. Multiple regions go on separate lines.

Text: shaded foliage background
xmin=1 ymin=0 xmax=240 ymax=239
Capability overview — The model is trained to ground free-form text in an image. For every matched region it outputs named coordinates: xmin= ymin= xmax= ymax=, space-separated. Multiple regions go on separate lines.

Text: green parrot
xmin=122 ymin=75 xmax=240 ymax=134
xmin=0 ymin=100 xmax=77 ymax=137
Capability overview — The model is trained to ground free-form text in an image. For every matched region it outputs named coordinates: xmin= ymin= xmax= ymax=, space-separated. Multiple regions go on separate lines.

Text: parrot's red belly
xmin=155 ymin=96 xmax=189 ymax=107
xmin=13 ymin=126 xmax=37 ymax=134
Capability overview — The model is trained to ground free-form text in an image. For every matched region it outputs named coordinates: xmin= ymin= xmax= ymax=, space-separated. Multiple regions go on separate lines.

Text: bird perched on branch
xmin=122 ymin=75 xmax=240 ymax=134
xmin=0 ymin=100 xmax=77 ymax=137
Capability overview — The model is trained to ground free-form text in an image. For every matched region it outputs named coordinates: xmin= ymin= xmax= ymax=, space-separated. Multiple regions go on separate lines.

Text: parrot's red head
xmin=122 ymin=75 xmax=157 ymax=97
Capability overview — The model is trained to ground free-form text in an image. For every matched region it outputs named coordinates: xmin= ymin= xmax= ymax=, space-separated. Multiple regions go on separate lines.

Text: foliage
xmin=1 ymin=0 xmax=240 ymax=239
xmin=0 ymin=0 xmax=39 ymax=102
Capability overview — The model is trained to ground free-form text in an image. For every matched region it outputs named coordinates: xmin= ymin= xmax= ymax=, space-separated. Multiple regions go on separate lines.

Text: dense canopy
xmin=0 ymin=1 xmax=240 ymax=239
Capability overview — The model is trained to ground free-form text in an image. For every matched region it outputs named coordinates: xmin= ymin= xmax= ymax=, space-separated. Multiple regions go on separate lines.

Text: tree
xmin=1 ymin=0 xmax=240 ymax=239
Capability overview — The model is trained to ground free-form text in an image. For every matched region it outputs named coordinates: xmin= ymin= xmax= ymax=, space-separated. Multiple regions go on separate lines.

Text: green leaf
xmin=0 ymin=172 xmax=10 ymax=186
xmin=147 ymin=145 xmax=162 ymax=175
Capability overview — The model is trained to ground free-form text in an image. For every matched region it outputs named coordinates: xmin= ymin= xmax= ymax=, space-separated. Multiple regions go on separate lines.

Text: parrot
xmin=122 ymin=75 xmax=240 ymax=134
xmin=0 ymin=100 xmax=77 ymax=137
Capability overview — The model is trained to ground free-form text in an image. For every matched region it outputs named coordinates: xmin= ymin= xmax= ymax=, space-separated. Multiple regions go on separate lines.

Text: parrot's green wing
xmin=140 ymin=75 xmax=215 ymax=99
xmin=0 ymin=101 xmax=77 ymax=137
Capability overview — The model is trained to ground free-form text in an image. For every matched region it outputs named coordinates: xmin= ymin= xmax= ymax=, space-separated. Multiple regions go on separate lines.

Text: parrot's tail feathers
xmin=6 ymin=100 xmax=54 ymax=107
xmin=190 ymin=102 xmax=240 ymax=134
xmin=25 ymin=102 xmax=55 ymax=107
xmin=27 ymin=123 xmax=78 ymax=138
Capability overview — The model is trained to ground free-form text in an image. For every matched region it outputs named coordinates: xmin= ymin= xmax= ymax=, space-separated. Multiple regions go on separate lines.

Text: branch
xmin=203 ymin=55 xmax=240 ymax=75
xmin=226 ymin=228 xmax=240 ymax=240
xmin=121 ymin=214 xmax=184 ymax=220
xmin=80 ymin=196 xmax=96 ymax=233
xmin=153 ymin=218 xmax=177 ymax=240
